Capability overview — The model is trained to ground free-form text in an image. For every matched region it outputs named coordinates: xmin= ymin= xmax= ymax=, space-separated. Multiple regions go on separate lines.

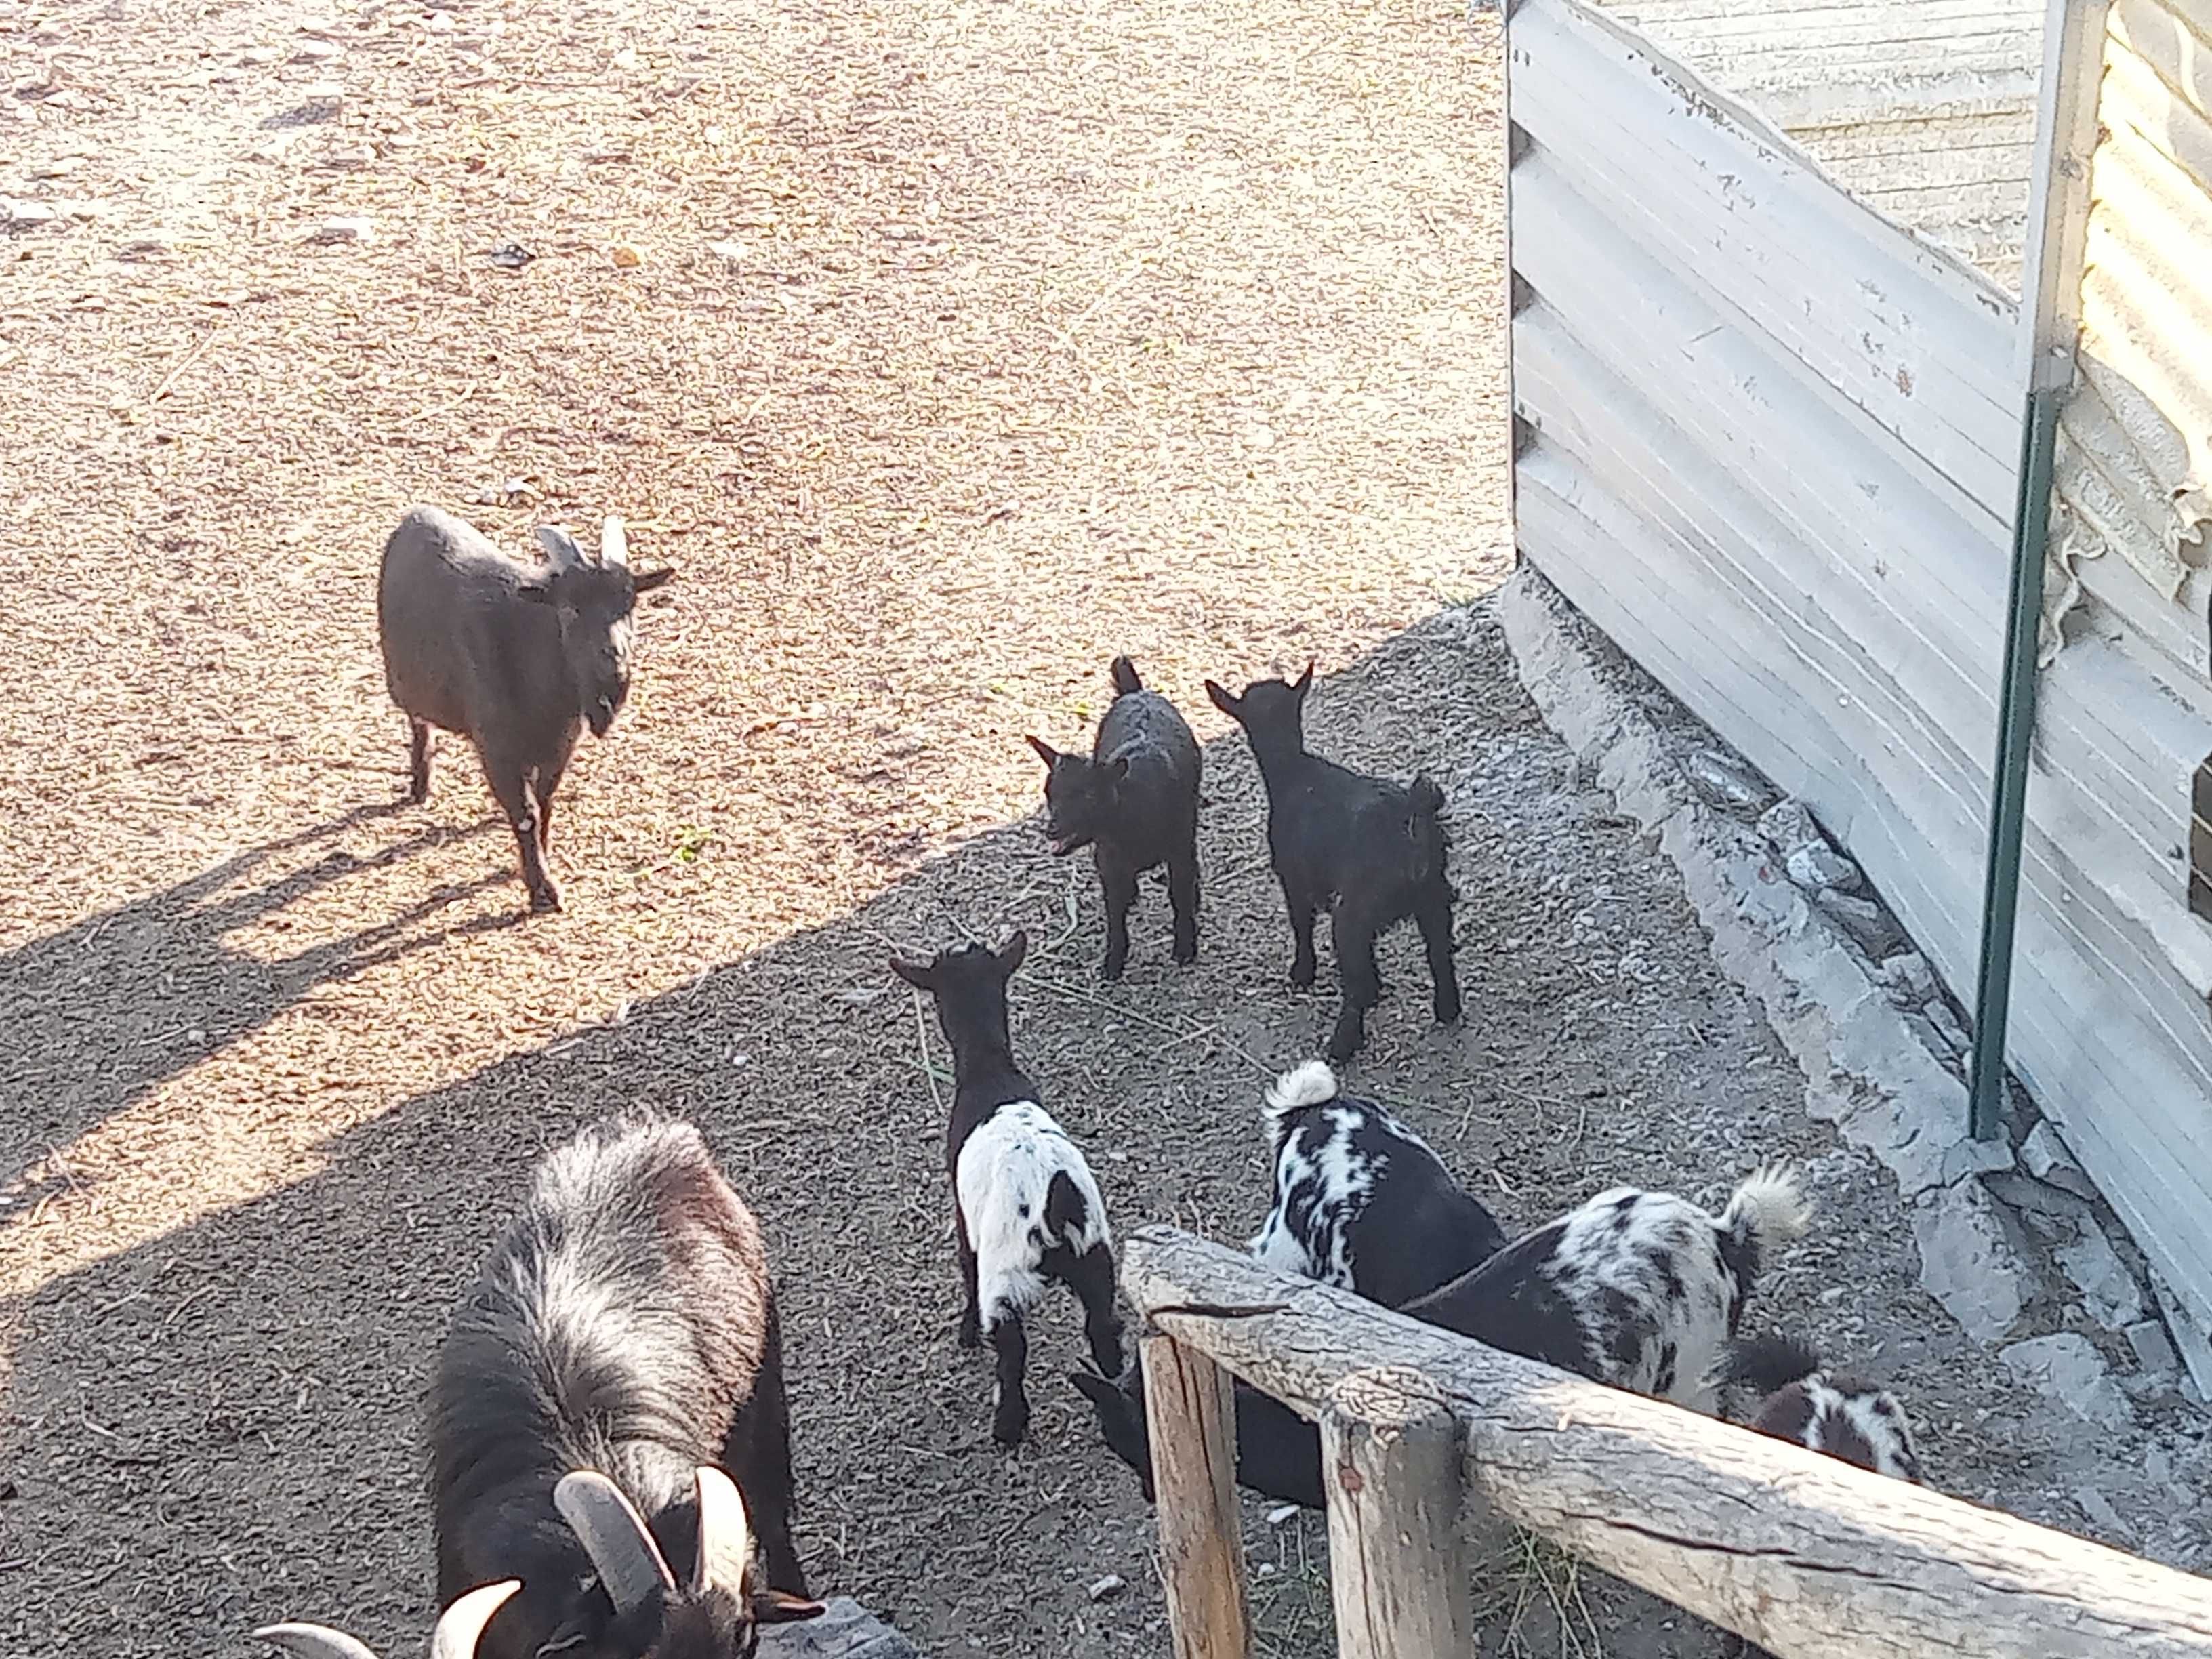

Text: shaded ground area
xmin=0 ymin=0 xmax=2191 ymax=1656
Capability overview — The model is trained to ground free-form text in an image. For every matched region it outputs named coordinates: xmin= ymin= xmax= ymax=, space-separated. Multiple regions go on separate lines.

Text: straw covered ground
xmin=3 ymin=0 xmax=2193 ymax=1656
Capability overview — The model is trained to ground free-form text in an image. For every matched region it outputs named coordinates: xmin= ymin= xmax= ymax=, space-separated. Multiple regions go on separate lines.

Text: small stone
xmin=2022 ymin=1122 xmax=2099 ymax=1201
xmin=1757 ymin=798 xmax=1823 ymax=857
xmin=1878 ymin=950 xmax=1936 ymax=1004
xmin=612 ymin=46 xmax=640 ymax=69
xmin=1921 ymin=998 xmax=1971 ymax=1057
xmin=610 ymin=241 xmax=642 ymax=268
xmin=1265 ymin=1503 xmax=1300 ymax=1526
xmin=312 ymin=214 xmax=372 ymax=243
xmin=1915 ymin=1181 xmax=2032 ymax=1344
xmin=487 ymin=241 xmax=534 ymax=269
xmin=2126 ymin=1318 xmax=2180 ymax=1380
xmin=1814 ymin=888 xmax=1902 ymax=955
xmin=2073 ymin=1484 xmax=2133 ymax=1542
xmin=2 ymin=200 xmax=58 ymax=227
xmin=293 ymin=40 xmax=339 ymax=61
xmin=1086 ymin=1574 xmax=1124 ymax=1602
xmin=1999 ymin=1333 xmax=2134 ymax=1431
xmin=1984 ymin=1169 xmax=2097 ymax=1223
xmin=1684 ymin=747 xmax=1766 ymax=811
xmin=2056 ymin=1221 xmax=2146 ymax=1330
xmin=1786 ymin=841 xmax=1862 ymax=893
xmin=705 ymin=238 xmax=745 ymax=263
xmin=326 ymin=144 xmax=374 ymax=168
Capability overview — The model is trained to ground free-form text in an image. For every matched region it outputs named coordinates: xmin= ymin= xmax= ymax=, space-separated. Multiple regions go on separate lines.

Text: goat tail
xmin=1263 ymin=1061 xmax=1341 ymax=1130
xmin=1721 ymin=1164 xmax=1814 ymax=1267
xmin=1109 ymin=655 xmax=1143 ymax=696
xmin=1715 ymin=1331 xmax=1825 ymax=1397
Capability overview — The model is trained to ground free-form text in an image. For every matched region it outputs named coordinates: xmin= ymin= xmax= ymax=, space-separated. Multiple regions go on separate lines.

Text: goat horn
xmin=534 ymin=525 xmax=586 ymax=573
xmin=598 ymin=515 xmax=629 ymax=568
xmin=689 ymin=1465 xmax=755 ymax=1596
xmin=554 ymin=1470 xmax=677 ymax=1614
xmin=253 ymin=1623 xmax=381 ymax=1659
xmin=429 ymin=1580 xmax=523 ymax=1659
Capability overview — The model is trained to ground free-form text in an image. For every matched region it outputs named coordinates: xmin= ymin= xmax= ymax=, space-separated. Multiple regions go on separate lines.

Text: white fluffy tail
xmin=1262 ymin=1060 xmax=1340 ymax=1128
xmin=1721 ymin=1164 xmax=1814 ymax=1261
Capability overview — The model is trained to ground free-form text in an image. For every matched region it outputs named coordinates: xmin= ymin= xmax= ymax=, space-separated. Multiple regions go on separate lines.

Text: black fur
xmin=1204 ymin=666 xmax=1460 ymax=1060
xmin=426 ymin=1112 xmax=816 ymax=1659
xmin=378 ymin=506 xmax=672 ymax=912
xmin=1027 ymin=655 xmax=1203 ymax=979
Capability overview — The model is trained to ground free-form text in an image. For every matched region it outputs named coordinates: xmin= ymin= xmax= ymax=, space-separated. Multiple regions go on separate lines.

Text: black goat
xmin=1204 ymin=665 xmax=1460 ymax=1061
xmin=1247 ymin=1060 xmax=1506 ymax=1307
xmin=892 ymin=931 xmax=1124 ymax=1446
xmin=1026 ymin=654 xmax=1203 ymax=981
xmin=1074 ymin=1166 xmax=1811 ymax=1507
xmin=422 ymin=1111 xmax=822 ymax=1659
xmin=378 ymin=506 xmax=673 ymax=912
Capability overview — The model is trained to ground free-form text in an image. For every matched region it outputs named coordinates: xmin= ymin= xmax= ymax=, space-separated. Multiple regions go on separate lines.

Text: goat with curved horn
xmin=253 ymin=1580 xmax=521 ymax=1659
xmin=554 ymin=1469 xmax=678 ymax=1613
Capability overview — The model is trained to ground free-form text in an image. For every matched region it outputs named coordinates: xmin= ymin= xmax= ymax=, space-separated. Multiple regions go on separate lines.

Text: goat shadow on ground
xmin=0 ymin=804 xmax=510 ymax=1198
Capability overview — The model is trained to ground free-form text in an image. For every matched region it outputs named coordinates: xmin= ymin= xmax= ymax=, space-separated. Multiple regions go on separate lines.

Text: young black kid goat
xmin=1026 ymin=654 xmax=1203 ymax=980
xmin=893 ymin=931 xmax=1125 ymax=1446
xmin=1205 ymin=664 xmax=1460 ymax=1061
xmin=1074 ymin=1147 xmax=1811 ymax=1507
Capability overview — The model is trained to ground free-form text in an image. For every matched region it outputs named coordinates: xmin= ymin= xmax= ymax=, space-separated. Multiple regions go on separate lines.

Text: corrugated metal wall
xmin=1509 ymin=0 xmax=2212 ymax=1378
xmin=1594 ymin=0 xmax=2044 ymax=291
xmin=2053 ymin=0 xmax=2212 ymax=677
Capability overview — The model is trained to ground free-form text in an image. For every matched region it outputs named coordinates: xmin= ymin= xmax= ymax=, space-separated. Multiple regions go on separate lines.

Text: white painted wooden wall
xmin=1592 ymin=0 xmax=2045 ymax=291
xmin=1507 ymin=0 xmax=2212 ymax=1390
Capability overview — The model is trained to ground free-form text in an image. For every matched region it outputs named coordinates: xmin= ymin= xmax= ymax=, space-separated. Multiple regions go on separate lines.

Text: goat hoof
xmin=1099 ymin=958 xmax=1125 ymax=983
xmin=1173 ymin=946 xmax=1197 ymax=966
xmin=528 ymin=882 xmax=562 ymax=914
xmin=992 ymin=1408 xmax=1029 ymax=1448
xmin=958 ymin=1326 xmax=981 ymax=1351
xmin=1290 ymin=966 xmax=1317 ymax=990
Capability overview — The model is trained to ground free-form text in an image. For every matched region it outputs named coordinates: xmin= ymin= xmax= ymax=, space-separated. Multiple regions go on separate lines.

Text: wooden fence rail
xmin=1122 ymin=1224 xmax=2212 ymax=1659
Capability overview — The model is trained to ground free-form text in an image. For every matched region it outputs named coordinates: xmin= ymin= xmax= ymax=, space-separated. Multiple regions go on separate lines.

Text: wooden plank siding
xmin=1507 ymin=0 xmax=2212 ymax=1387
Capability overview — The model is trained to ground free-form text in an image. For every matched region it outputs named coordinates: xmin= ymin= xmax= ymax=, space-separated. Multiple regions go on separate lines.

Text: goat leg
xmin=407 ymin=718 xmax=432 ymax=804
xmin=1098 ymin=851 xmax=1137 ymax=981
xmin=1167 ymin=841 xmax=1200 ymax=966
xmin=1417 ymin=885 xmax=1462 ymax=1027
xmin=989 ymin=1315 xmax=1031 ymax=1446
xmin=483 ymin=749 xmax=560 ymax=912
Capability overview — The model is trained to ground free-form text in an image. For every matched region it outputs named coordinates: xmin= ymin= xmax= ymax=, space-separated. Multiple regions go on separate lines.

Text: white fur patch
xmin=1805 ymin=1378 xmax=1922 ymax=1481
xmin=956 ymin=1101 xmax=1111 ymax=1330
xmin=1262 ymin=1060 xmax=1341 ymax=1127
xmin=1248 ymin=1098 xmax=1435 ymax=1289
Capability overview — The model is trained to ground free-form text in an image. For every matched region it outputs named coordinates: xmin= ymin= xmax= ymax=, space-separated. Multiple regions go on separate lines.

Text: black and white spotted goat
xmin=1718 ymin=1332 xmax=1924 ymax=1481
xmin=1075 ymin=1114 xmax=1813 ymax=1506
xmin=1246 ymin=1060 xmax=1507 ymax=1308
xmin=893 ymin=930 xmax=1124 ymax=1446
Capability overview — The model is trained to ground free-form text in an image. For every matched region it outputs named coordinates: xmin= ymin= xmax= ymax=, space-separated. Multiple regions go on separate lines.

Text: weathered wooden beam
xmin=1124 ymin=1225 xmax=2212 ymax=1659
xmin=1320 ymin=1367 xmax=1476 ymax=1658
xmin=1141 ymin=1332 xmax=1253 ymax=1659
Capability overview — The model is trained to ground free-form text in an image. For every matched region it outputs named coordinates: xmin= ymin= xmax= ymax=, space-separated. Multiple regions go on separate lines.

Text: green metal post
xmin=1968 ymin=377 xmax=2066 ymax=1141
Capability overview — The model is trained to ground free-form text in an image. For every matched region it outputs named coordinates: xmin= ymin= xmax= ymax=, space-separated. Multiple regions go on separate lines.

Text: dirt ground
xmin=3 ymin=0 xmax=2203 ymax=1656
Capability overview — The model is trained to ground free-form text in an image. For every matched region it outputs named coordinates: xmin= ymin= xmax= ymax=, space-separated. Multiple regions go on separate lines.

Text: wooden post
xmin=1141 ymin=1332 xmax=1252 ymax=1659
xmin=1320 ymin=1366 xmax=1475 ymax=1659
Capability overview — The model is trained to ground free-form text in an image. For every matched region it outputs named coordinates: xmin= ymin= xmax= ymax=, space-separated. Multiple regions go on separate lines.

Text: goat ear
xmin=1292 ymin=660 xmax=1314 ymax=696
xmin=752 ymin=1591 xmax=829 ymax=1626
xmin=631 ymin=566 xmax=675 ymax=594
xmin=1204 ymin=679 xmax=1240 ymax=717
xmin=996 ymin=929 xmax=1029 ymax=977
xmin=1025 ymin=735 xmax=1061 ymax=769
xmin=889 ymin=956 xmax=935 ymax=989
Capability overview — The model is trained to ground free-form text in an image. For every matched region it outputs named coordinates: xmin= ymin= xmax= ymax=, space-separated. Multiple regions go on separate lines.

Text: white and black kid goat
xmin=893 ymin=930 xmax=1125 ymax=1446
xmin=1076 ymin=1067 xmax=1811 ymax=1506
xmin=264 ymin=1111 xmax=823 ymax=1659
xmin=1205 ymin=665 xmax=1460 ymax=1061
xmin=1026 ymin=654 xmax=1203 ymax=981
